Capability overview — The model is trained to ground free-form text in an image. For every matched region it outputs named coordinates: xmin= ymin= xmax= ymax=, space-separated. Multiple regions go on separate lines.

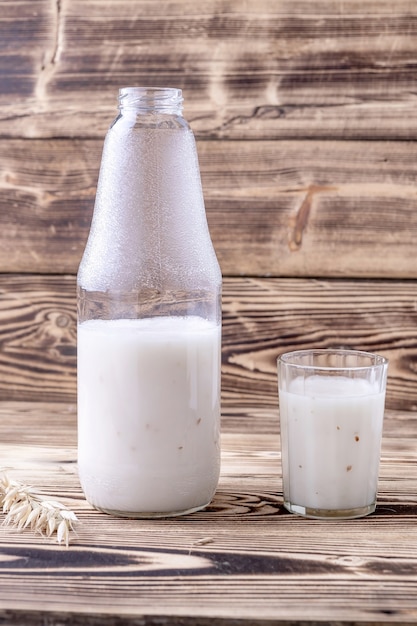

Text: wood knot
xmin=56 ymin=314 xmax=70 ymax=328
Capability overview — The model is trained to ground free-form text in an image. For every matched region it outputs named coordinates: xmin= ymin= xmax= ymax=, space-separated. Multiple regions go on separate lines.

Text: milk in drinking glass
xmin=278 ymin=350 xmax=388 ymax=519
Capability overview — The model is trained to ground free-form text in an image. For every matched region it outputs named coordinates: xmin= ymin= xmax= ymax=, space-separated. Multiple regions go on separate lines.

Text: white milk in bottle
xmin=78 ymin=316 xmax=221 ymax=516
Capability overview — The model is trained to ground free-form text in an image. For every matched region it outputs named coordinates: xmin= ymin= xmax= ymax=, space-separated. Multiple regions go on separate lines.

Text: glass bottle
xmin=77 ymin=87 xmax=222 ymax=518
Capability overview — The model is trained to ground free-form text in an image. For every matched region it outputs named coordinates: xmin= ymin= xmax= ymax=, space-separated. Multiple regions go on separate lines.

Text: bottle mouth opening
xmin=118 ymin=87 xmax=183 ymax=112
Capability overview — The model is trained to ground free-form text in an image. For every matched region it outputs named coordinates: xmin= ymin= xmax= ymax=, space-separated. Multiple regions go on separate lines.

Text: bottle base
xmin=91 ymin=500 xmax=212 ymax=519
xmin=284 ymin=500 xmax=376 ymax=520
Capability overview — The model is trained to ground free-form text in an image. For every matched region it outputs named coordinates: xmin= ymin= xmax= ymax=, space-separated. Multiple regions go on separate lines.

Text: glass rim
xmin=277 ymin=348 xmax=388 ymax=372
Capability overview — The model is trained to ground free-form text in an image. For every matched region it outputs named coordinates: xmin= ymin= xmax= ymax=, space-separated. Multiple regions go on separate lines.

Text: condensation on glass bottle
xmin=77 ymin=87 xmax=222 ymax=518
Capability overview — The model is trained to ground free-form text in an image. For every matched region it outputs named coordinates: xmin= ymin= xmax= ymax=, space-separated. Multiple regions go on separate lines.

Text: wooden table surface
xmin=1 ymin=400 xmax=417 ymax=626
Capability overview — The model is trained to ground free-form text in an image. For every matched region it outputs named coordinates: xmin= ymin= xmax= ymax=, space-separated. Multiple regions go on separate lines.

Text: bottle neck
xmin=118 ymin=87 xmax=183 ymax=115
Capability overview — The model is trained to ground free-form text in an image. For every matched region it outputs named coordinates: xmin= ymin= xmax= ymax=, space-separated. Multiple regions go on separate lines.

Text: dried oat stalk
xmin=0 ymin=472 xmax=78 ymax=547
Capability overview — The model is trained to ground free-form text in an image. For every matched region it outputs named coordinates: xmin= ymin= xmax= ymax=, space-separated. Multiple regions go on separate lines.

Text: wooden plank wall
xmin=1 ymin=0 xmax=417 ymax=413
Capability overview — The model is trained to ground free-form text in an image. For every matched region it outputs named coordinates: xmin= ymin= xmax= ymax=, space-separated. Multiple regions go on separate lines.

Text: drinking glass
xmin=278 ymin=349 xmax=388 ymax=519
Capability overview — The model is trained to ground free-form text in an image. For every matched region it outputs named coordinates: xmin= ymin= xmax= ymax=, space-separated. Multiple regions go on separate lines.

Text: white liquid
xmin=77 ymin=316 xmax=221 ymax=516
xmin=279 ymin=375 xmax=385 ymax=513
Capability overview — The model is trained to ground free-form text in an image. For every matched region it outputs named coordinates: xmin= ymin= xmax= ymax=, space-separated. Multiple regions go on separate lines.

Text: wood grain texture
xmin=1 ymin=138 xmax=417 ymax=278
xmin=0 ymin=275 xmax=76 ymax=402
xmin=222 ymin=277 xmax=417 ymax=414
xmin=0 ymin=401 xmax=417 ymax=625
xmin=1 ymin=0 xmax=417 ymax=139
xmin=0 ymin=275 xmax=416 ymax=413
xmin=0 ymin=139 xmax=99 ymax=273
